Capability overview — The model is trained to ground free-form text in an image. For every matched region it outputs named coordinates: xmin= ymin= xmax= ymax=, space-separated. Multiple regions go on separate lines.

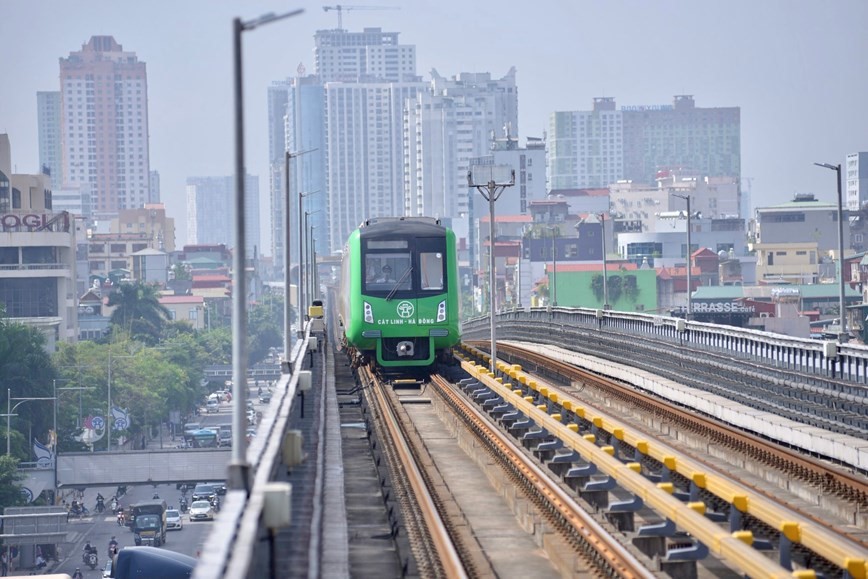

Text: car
xmin=207 ymin=481 xmax=227 ymax=496
xmin=206 ymin=399 xmax=219 ymax=413
xmin=188 ymin=500 xmax=214 ymax=521
xmin=259 ymin=392 xmax=272 ymax=404
xmin=191 ymin=483 xmax=217 ymax=502
xmin=166 ymin=508 xmax=183 ymax=530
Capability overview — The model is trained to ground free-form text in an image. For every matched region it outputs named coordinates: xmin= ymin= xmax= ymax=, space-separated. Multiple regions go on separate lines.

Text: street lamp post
xmin=284 ymin=152 xmax=316 ymax=366
xmin=304 ymin=209 xmax=321 ymax=310
xmin=546 ymin=226 xmax=559 ymax=306
xmin=576 ymin=214 xmax=610 ymax=309
xmin=234 ymin=8 xmax=303 ymax=491
xmin=599 ymin=213 xmax=609 ymax=310
xmin=106 ymin=352 xmax=136 ymax=451
xmin=6 ymin=389 xmax=55 ymax=456
xmin=52 ymin=379 xmax=90 ymax=502
xmin=814 ymin=162 xmax=848 ymax=342
xmin=298 ymin=191 xmax=320 ymax=337
xmin=672 ymin=193 xmax=694 ymax=319
xmin=468 ymin=165 xmax=515 ymax=373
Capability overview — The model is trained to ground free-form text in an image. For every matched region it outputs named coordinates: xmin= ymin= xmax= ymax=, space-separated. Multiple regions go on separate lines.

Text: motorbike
xmin=110 ymin=497 xmax=118 ymax=512
xmin=83 ymin=551 xmax=98 ymax=570
xmin=179 ymin=497 xmax=188 ymax=513
xmin=95 ymin=496 xmax=105 ymax=513
xmin=117 ymin=511 xmax=125 ymax=526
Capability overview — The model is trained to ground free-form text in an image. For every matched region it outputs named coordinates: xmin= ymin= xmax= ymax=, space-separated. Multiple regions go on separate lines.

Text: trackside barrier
xmin=464 ymin=307 xmax=868 ymax=384
xmin=192 ymin=321 xmax=320 ymax=579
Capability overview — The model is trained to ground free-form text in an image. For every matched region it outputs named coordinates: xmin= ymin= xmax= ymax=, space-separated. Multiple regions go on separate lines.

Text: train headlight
xmin=364 ymin=301 xmax=374 ymax=323
xmin=436 ymin=300 xmax=447 ymax=322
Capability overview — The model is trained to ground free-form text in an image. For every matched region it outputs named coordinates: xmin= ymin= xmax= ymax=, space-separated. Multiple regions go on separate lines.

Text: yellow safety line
xmin=460 ymin=355 xmax=812 ymax=579
xmin=465 ymin=344 xmax=868 ymax=579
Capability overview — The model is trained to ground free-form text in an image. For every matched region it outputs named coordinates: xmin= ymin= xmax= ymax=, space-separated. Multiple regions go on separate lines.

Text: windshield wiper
xmin=386 ymin=267 xmax=412 ymax=302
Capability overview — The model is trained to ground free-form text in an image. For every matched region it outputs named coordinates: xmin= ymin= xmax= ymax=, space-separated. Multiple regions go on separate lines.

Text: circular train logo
xmin=397 ymin=301 xmax=414 ymax=318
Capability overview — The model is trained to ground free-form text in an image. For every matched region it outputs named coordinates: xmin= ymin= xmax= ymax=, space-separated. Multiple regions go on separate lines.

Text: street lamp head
xmin=242 ymin=8 xmax=304 ymax=31
xmin=814 ymin=162 xmax=839 ymax=171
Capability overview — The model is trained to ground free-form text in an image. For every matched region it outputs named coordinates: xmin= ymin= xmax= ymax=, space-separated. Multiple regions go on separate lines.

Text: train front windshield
xmin=363 ymin=237 xmax=445 ymax=295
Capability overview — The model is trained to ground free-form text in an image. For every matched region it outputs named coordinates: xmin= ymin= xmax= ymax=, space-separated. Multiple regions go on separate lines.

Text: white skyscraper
xmin=316 ymin=27 xmax=422 ymax=252
xmin=403 ymin=69 xmax=520 ymax=248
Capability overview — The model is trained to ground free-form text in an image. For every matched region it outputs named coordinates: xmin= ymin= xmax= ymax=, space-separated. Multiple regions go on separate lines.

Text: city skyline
xmin=1 ymin=0 xmax=866 ymax=256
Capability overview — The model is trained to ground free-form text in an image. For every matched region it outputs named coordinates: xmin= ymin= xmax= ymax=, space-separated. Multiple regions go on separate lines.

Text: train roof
xmin=359 ymin=217 xmax=448 ymax=238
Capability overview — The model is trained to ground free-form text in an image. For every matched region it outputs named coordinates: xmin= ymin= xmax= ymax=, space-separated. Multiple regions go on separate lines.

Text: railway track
xmin=356 ymin=363 xmax=659 ymax=578
xmin=461 ymin=340 xmax=868 ymax=578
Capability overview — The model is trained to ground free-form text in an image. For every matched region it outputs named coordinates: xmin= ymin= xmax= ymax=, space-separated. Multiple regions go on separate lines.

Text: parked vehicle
xmin=188 ymin=500 xmax=214 ymax=521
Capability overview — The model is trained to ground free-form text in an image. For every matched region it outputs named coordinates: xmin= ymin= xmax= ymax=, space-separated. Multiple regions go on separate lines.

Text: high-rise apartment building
xmin=268 ymin=75 xmax=326 ymax=276
xmin=186 ymin=175 xmax=260 ymax=258
xmin=315 ymin=27 xmax=417 ymax=83
xmin=324 ymin=79 xmax=426 ymax=252
xmin=37 ymin=91 xmax=62 ymax=186
xmin=548 ymin=95 xmax=740 ymax=189
xmin=59 ymin=36 xmax=150 ymax=219
xmin=846 ymin=152 xmax=868 ymax=211
xmin=404 ymin=70 xmax=519 ymax=223
xmin=273 ymin=28 xmax=422 ymax=259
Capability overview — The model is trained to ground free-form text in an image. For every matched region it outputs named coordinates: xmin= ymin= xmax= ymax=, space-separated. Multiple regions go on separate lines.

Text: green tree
xmin=0 ymin=455 xmax=26 ymax=510
xmin=107 ymin=281 xmax=170 ymax=345
xmin=197 ymin=327 xmax=232 ymax=365
xmin=0 ymin=320 xmax=55 ymax=460
xmin=248 ymin=296 xmax=283 ymax=365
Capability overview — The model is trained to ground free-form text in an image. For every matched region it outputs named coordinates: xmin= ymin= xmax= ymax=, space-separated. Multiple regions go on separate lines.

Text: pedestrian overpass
xmin=53 ymin=448 xmax=232 ymax=488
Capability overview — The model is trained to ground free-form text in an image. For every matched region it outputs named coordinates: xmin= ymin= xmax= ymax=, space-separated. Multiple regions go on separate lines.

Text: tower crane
xmin=322 ymin=5 xmax=400 ymax=30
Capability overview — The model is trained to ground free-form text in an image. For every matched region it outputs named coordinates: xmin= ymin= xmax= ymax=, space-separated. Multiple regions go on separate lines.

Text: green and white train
xmin=338 ymin=217 xmax=461 ymax=369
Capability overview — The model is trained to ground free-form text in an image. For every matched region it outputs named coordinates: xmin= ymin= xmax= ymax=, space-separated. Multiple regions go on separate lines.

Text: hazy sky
xmin=2 ymin=0 xmax=866 ymax=255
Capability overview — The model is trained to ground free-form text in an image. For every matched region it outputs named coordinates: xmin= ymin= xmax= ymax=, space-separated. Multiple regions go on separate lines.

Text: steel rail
xmin=430 ymin=374 xmax=656 ymax=579
xmin=364 ymin=369 xmax=468 ymax=579
xmin=476 ymin=342 xmax=868 ymax=578
xmin=493 ymin=340 xmax=868 ymax=506
xmin=459 ymin=357 xmax=800 ymax=579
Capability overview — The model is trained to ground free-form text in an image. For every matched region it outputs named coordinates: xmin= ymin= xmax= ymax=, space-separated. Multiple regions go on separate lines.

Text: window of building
xmin=110 ymin=244 xmax=126 ymax=253
xmin=188 ymin=309 xmax=198 ymax=321
xmin=0 ymin=248 xmax=18 ymax=265
xmin=22 ymin=247 xmax=57 ymax=264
